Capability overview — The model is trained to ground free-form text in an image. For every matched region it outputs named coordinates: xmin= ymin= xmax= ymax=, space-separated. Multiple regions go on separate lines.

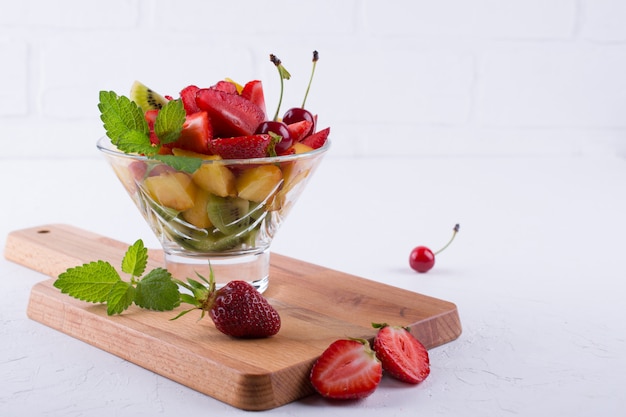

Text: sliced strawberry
xmin=168 ymin=111 xmax=212 ymax=154
xmin=286 ymin=120 xmax=314 ymax=142
xmin=196 ymin=88 xmax=266 ymax=138
xmin=145 ymin=109 xmax=160 ymax=145
xmin=310 ymin=339 xmax=382 ymax=400
xmin=240 ymin=80 xmax=267 ymax=119
xmin=372 ymin=324 xmax=430 ymax=384
xmin=180 ymin=85 xmax=200 ymax=115
xmin=211 ymin=80 xmax=239 ymax=95
xmin=209 ymin=134 xmax=273 ymax=159
xmin=300 ymin=126 xmax=330 ymax=149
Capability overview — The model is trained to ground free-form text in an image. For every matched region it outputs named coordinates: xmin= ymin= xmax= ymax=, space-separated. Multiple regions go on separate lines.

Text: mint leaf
xmin=152 ymin=154 xmax=203 ymax=173
xmin=115 ymin=130 xmax=156 ymax=156
xmin=54 ymin=260 xmax=121 ymax=303
xmin=106 ymin=281 xmax=135 ymax=315
xmin=121 ymin=239 xmax=148 ymax=278
xmin=98 ymin=91 xmax=149 ymax=143
xmin=154 ymin=99 xmax=186 ymax=145
xmin=134 ymin=268 xmax=181 ymax=311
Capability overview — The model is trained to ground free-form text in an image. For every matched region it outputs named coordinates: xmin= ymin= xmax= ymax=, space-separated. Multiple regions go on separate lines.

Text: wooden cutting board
xmin=4 ymin=224 xmax=462 ymax=411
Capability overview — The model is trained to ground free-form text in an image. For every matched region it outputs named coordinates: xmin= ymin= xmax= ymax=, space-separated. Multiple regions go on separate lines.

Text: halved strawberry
xmin=208 ymin=134 xmax=274 ymax=159
xmin=310 ymin=338 xmax=382 ymax=400
xmin=196 ymin=88 xmax=266 ymax=138
xmin=241 ymin=80 xmax=267 ymax=119
xmin=169 ymin=111 xmax=212 ymax=154
xmin=372 ymin=323 xmax=430 ymax=384
xmin=145 ymin=108 xmax=212 ymax=155
xmin=180 ymin=85 xmax=200 ymax=115
xmin=300 ymin=126 xmax=330 ymax=149
xmin=286 ymin=120 xmax=314 ymax=142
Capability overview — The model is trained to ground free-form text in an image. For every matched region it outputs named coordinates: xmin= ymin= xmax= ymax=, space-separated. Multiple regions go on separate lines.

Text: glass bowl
xmin=97 ymin=136 xmax=329 ymax=293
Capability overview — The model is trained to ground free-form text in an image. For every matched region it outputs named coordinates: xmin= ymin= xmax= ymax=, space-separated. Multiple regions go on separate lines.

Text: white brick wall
xmin=1 ymin=0 xmax=625 ymax=158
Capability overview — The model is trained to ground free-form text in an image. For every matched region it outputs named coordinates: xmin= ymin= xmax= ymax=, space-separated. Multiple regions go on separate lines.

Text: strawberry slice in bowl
xmin=171 ymin=111 xmax=212 ymax=154
xmin=196 ymin=88 xmax=266 ymax=138
xmin=300 ymin=126 xmax=330 ymax=149
xmin=180 ymin=85 xmax=200 ymax=115
xmin=286 ymin=120 xmax=314 ymax=142
xmin=208 ymin=134 xmax=275 ymax=160
xmin=241 ymin=80 xmax=267 ymax=118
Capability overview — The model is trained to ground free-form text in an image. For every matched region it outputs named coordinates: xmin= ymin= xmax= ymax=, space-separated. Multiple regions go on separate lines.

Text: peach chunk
xmin=172 ymin=148 xmax=236 ymax=197
xmin=144 ymin=171 xmax=196 ymax=211
xmin=236 ymin=165 xmax=283 ymax=203
xmin=182 ymin=188 xmax=213 ymax=229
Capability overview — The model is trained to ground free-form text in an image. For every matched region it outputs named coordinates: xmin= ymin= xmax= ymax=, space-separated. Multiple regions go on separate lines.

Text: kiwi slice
xmin=129 ymin=80 xmax=168 ymax=112
xmin=207 ymin=195 xmax=250 ymax=235
xmin=178 ymin=231 xmax=244 ymax=252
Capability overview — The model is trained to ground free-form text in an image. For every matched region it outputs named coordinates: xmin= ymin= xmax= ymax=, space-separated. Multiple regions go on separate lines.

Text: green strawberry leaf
xmin=179 ymin=293 xmax=200 ymax=306
xmin=134 ymin=268 xmax=181 ymax=311
xmin=106 ymin=281 xmax=136 ymax=315
xmin=53 ymin=260 xmax=121 ymax=303
xmin=121 ymin=239 xmax=148 ymax=278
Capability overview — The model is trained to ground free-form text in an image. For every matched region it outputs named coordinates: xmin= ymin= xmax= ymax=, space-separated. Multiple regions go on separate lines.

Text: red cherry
xmin=283 ymin=107 xmax=316 ymax=136
xmin=409 ymin=246 xmax=435 ymax=272
xmin=409 ymin=224 xmax=459 ymax=273
xmin=255 ymin=120 xmax=293 ymax=154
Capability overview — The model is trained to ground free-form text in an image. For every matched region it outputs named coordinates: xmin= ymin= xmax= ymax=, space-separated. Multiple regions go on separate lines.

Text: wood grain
xmin=4 ymin=224 xmax=462 ymax=410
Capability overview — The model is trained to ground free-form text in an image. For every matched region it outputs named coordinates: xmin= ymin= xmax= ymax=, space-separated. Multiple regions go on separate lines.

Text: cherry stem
xmin=302 ymin=50 xmax=318 ymax=108
xmin=434 ymin=224 xmax=460 ymax=255
xmin=270 ymin=53 xmax=291 ymax=121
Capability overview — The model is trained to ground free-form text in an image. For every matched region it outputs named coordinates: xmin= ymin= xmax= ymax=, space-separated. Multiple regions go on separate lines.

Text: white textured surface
xmin=1 ymin=152 xmax=625 ymax=415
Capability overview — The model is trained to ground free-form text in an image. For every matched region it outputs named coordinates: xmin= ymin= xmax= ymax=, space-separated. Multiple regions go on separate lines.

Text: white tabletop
xmin=2 ymin=151 xmax=625 ymax=416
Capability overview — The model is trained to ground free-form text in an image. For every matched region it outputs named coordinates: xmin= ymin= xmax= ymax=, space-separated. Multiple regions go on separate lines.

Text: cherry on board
xmin=409 ymin=224 xmax=460 ymax=273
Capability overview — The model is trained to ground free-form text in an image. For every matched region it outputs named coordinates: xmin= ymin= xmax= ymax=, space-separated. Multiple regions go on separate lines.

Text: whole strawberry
xmin=209 ymin=280 xmax=281 ymax=338
xmin=173 ymin=268 xmax=280 ymax=338
xmin=372 ymin=323 xmax=430 ymax=384
xmin=309 ymin=338 xmax=382 ymax=400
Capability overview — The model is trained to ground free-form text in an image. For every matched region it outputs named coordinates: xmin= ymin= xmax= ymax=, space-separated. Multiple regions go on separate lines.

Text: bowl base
xmin=164 ymin=249 xmax=270 ymax=293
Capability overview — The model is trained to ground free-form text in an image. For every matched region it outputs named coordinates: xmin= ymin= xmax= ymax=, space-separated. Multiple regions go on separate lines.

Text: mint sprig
xmin=98 ymin=91 xmax=200 ymax=173
xmin=53 ymin=239 xmax=181 ymax=315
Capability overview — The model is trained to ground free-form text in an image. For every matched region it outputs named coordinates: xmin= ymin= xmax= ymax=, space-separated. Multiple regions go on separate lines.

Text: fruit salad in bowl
xmin=97 ymin=53 xmax=330 ymax=292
